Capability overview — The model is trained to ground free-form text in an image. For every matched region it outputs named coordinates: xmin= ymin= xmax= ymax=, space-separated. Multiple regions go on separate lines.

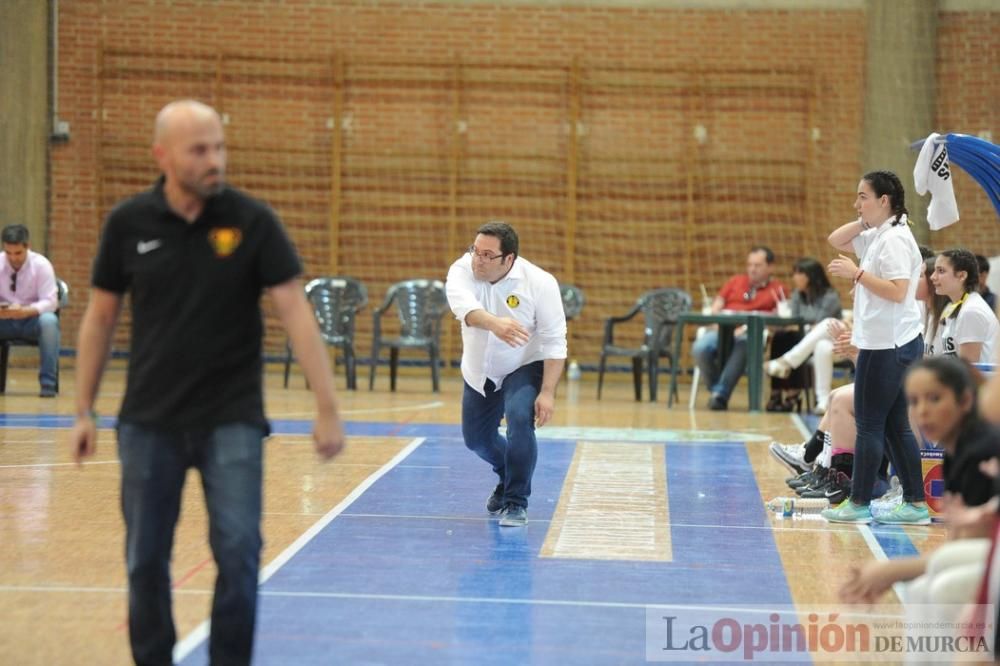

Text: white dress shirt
xmin=0 ymin=249 xmax=59 ymax=315
xmin=446 ymin=253 xmax=567 ymax=396
xmin=850 ymin=219 xmax=923 ymax=350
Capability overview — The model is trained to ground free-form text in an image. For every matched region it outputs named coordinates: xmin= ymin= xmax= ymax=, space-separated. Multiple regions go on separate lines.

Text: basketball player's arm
xmin=828 ymin=219 xmax=864 ymax=253
xmin=958 ymin=342 xmax=985 ymax=364
xmin=829 ymin=254 xmax=910 ymax=303
xmin=71 ymin=288 xmax=123 ymax=464
xmin=269 ymin=279 xmax=345 ymax=460
xmin=839 ymin=557 xmax=928 ymax=604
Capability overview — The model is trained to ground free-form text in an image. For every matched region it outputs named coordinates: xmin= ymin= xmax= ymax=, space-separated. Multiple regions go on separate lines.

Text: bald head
xmin=154 ymin=100 xmax=222 ymax=147
xmin=152 ymin=100 xmax=227 ymax=201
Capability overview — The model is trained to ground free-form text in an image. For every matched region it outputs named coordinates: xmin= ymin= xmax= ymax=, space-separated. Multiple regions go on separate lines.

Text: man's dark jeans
xmin=118 ymin=421 xmax=265 ymax=666
xmin=461 ymin=361 xmax=544 ymax=509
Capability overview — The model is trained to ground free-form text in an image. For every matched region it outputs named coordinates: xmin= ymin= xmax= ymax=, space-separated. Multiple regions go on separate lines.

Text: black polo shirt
xmin=93 ymin=177 xmax=301 ymax=431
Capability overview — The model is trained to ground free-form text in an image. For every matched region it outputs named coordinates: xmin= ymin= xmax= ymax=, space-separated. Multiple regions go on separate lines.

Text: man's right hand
xmin=70 ymin=416 xmax=98 ymax=465
xmin=490 ymin=317 xmax=530 ymax=347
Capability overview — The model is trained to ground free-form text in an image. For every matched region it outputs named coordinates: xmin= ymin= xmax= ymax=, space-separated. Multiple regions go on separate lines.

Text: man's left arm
xmin=533 ymin=276 xmax=567 ymax=427
xmin=269 ymin=279 xmax=346 ymax=460
xmin=535 ymin=358 xmax=565 ymax=427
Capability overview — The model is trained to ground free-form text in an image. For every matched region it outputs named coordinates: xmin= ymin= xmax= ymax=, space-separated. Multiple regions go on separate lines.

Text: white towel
xmin=914 ymin=132 xmax=960 ymax=230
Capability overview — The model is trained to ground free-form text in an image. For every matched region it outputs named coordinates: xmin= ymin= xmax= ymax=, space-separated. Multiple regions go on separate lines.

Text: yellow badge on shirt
xmin=208 ymin=228 xmax=243 ymax=258
xmin=506 ymin=294 xmax=520 ymax=308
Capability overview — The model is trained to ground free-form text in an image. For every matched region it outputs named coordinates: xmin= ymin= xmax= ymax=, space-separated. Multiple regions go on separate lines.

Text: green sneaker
xmin=874 ymin=502 xmax=931 ymax=525
xmin=821 ymin=499 xmax=872 ymax=524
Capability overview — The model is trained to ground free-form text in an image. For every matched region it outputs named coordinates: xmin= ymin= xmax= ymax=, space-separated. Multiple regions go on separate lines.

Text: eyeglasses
xmin=9 ymin=272 xmax=16 ymax=293
xmin=468 ymin=246 xmax=506 ymax=262
xmin=742 ymin=286 xmax=757 ymax=302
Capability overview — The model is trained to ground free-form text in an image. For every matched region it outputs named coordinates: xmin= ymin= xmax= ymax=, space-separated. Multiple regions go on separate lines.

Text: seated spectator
xmin=692 ymin=246 xmax=786 ymax=411
xmin=929 ymin=249 xmax=999 ymax=364
xmin=764 ymin=257 xmax=842 ymax=414
xmin=975 ymin=254 xmax=996 ymax=312
xmin=0 ymin=224 xmax=60 ymax=397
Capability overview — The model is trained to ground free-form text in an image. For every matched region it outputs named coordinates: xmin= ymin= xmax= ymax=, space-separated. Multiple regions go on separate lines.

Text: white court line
xmin=273 ymin=401 xmax=445 ymax=419
xmin=0 ymin=584 xmax=904 ymax=620
xmin=172 ymin=436 xmax=427 ymax=664
xmin=328 ymin=511 xmax=900 ymax=537
xmin=791 ymin=413 xmax=812 ymax=440
xmin=253 ymin=590 xmax=905 ymax=620
xmin=0 ymin=459 xmax=118 ymax=470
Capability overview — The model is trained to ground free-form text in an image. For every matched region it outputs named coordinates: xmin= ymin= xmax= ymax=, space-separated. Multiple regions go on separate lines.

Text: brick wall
xmin=49 ymin=1 xmax=998 ymax=367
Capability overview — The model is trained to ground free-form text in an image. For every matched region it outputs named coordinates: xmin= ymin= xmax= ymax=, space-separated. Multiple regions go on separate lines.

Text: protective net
xmin=86 ymin=5 xmax=997 ymax=378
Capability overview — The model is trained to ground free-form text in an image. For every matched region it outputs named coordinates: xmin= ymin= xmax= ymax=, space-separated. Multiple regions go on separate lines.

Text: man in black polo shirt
xmin=69 ymin=99 xmax=346 ymax=665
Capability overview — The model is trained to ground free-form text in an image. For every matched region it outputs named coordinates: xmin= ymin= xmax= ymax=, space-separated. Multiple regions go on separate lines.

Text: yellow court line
xmin=541 ymin=441 xmax=671 ymax=562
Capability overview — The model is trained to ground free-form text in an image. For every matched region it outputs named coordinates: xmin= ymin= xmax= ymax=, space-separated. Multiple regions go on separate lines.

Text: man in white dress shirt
xmin=446 ymin=222 xmax=567 ymax=527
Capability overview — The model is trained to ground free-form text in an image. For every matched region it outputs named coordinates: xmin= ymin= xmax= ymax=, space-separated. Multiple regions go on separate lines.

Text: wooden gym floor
xmin=0 ymin=362 xmax=944 ymax=664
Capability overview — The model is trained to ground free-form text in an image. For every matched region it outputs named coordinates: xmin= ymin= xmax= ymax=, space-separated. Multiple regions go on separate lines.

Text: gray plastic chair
xmin=284 ymin=277 xmax=367 ymax=390
xmin=369 ymin=279 xmax=449 ymax=392
xmin=596 ymin=287 xmax=691 ymax=402
xmin=0 ymin=278 xmax=69 ymax=393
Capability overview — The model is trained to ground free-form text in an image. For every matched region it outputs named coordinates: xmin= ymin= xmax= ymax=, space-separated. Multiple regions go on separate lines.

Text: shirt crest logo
xmin=208 ymin=228 xmax=242 ymax=258
xmin=506 ymin=294 xmax=520 ymax=308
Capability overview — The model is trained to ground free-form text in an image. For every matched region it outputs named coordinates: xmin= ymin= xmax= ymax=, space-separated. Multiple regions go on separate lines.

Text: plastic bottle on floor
xmin=567 ymin=360 xmax=581 ymax=381
xmin=766 ymin=496 xmax=829 ymax=517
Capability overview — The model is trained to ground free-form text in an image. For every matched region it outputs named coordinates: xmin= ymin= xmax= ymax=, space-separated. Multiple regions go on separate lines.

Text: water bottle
xmin=766 ymin=496 xmax=828 ymax=517
xmin=567 ymin=360 xmax=581 ymax=381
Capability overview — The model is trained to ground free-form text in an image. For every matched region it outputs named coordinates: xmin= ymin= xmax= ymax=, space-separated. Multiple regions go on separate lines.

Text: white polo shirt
xmin=936 ymin=291 xmax=999 ymax=363
xmin=850 ymin=219 xmax=923 ymax=350
xmin=446 ymin=253 xmax=567 ymax=396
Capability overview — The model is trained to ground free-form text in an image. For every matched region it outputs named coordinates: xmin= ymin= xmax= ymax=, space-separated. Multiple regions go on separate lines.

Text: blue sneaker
xmin=499 ymin=504 xmax=527 ymax=527
xmin=821 ymin=499 xmax=872 ymax=524
xmin=874 ymin=502 xmax=931 ymax=525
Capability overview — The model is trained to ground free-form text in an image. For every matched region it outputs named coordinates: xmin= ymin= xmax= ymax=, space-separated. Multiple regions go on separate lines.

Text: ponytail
xmin=863 ymin=170 xmax=909 ymax=226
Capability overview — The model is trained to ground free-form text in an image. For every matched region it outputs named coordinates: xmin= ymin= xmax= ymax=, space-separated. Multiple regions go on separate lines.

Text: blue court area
xmin=175 ymin=424 xmax=795 ymax=665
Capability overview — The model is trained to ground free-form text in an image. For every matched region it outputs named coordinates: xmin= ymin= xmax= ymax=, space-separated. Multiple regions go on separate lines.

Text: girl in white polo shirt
xmin=821 ymin=171 xmax=929 ymax=525
xmin=929 ymin=248 xmax=1000 ymax=363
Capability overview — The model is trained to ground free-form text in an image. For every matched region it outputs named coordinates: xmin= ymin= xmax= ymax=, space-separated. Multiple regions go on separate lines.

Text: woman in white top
xmin=821 ymin=170 xmax=929 ymax=526
xmin=929 ymin=248 xmax=1000 ymax=364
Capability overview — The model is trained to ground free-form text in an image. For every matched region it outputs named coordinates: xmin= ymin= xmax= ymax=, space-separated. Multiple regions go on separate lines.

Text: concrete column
xmin=863 ymin=0 xmax=938 ymax=244
xmin=0 ymin=0 xmax=50 ymax=250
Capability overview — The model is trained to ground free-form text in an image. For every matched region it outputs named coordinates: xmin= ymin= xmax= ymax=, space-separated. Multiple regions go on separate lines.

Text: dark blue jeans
xmin=461 ymin=360 xmax=543 ymax=509
xmin=850 ymin=335 xmax=926 ymax=505
xmin=691 ymin=329 xmax=748 ymax=400
xmin=0 ymin=312 xmax=60 ymax=390
xmin=118 ymin=422 xmax=266 ymax=666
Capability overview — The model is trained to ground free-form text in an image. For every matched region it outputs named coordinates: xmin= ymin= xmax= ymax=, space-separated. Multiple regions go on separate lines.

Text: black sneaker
xmin=486 ymin=483 xmax=504 ymax=515
xmin=823 ymin=471 xmax=852 ymax=505
xmin=498 ymin=504 xmax=527 ymax=527
xmin=796 ymin=468 xmax=834 ymax=496
xmin=787 ymin=467 xmax=825 ymax=490
xmin=708 ymin=394 xmax=728 ymax=411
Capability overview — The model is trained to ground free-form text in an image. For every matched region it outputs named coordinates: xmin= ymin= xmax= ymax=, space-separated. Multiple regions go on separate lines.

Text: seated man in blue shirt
xmin=0 ymin=224 xmax=60 ymax=397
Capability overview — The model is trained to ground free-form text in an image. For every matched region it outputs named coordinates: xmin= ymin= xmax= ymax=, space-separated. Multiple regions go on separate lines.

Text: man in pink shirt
xmin=0 ymin=224 xmax=60 ymax=397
